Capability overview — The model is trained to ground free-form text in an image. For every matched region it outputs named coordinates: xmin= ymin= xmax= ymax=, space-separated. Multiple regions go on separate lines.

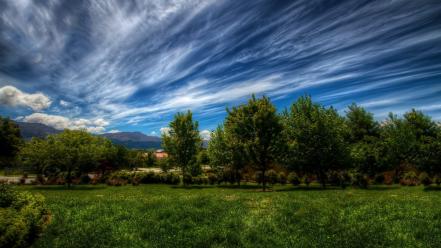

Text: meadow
xmin=15 ymin=184 xmax=441 ymax=248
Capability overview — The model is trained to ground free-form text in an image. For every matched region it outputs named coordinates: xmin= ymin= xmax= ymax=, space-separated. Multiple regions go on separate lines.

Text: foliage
xmin=266 ymin=169 xmax=279 ymax=185
xmin=0 ymin=185 xmax=50 ymax=248
xmin=288 ymin=172 xmax=301 ymax=186
xmin=0 ymin=117 xmax=22 ymax=168
xmin=418 ymin=172 xmax=432 ymax=186
xmin=224 ymin=95 xmax=283 ymax=190
xmin=282 ymin=96 xmax=348 ymax=187
xmin=162 ymin=111 xmax=201 ymax=175
xmin=400 ymin=171 xmax=419 ymax=186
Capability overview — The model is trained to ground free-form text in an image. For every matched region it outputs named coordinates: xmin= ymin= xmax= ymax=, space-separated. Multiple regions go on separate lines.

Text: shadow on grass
xmin=218 ymin=184 xmax=262 ymax=190
xmin=423 ymin=186 xmax=441 ymax=191
xmin=27 ymin=185 xmax=107 ymax=191
xmin=170 ymin=185 xmax=213 ymax=190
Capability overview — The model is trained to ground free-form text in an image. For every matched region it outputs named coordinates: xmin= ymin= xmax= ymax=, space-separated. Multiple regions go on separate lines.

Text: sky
xmin=1 ymin=0 xmax=441 ymax=136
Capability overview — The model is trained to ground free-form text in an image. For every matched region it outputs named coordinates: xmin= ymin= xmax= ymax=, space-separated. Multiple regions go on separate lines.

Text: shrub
xmin=279 ymin=172 xmax=287 ymax=185
xmin=340 ymin=172 xmax=352 ymax=189
xmin=303 ymin=176 xmax=312 ymax=187
xmin=183 ymin=173 xmax=193 ymax=185
xmin=80 ymin=174 xmax=91 ymax=184
xmin=207 ymin=173 xmax=218 ymax=185
xmin=106 ymin=178 xmax=128 ymax=186
xmin=266 ymin=170 xmax=279 ymax=185
xmin=419 ymin=172 xmax=432 ymax=186
xmin=352 ymin=172 xmax=369 ymax=188
xmin=374 ymin=173 xmax=385 ymax=184
xmin=254 ymin=171 xmax=264 ymax=184
xmin=288 ymin=172 xmax=301 ymax=186
xmin=327 ymin=171 xmax=341 ymax=186
xmin=434 ymin=175 xmax=441 ymax=186
xmin=400 ymin=171 xmax=418 ymax=186
xmin=0 ymin=185 xmax=51 ymax=248
xmin=163 ymin=173 xmax=180 ymax=185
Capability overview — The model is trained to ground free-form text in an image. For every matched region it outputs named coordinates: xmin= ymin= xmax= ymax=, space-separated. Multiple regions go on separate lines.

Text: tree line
xmin=162 ymin=95 xmax=441 ymax=190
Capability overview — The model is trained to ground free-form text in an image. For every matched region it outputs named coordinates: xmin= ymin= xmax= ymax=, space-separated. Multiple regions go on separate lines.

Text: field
xmin=16 ymin=184 xmax=441 ymax=248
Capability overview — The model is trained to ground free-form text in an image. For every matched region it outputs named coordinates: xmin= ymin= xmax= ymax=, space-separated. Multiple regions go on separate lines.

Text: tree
xmin=207 ymin=126 xmax=246 ymax=185
xmin=282 ymin=96 xmax=348 ymax=187
xmin=162 ymin=111 xmax=201 ymax=177
xmin=146 ymin=151 xmax=157 ymax=167
xmin=345 ymin=104 xmax=381 ymax=176
xmin=224 ymin=95 xmax=282 ymax=191
xmin=0 ymin=117 xmax=22 ymax=167
xmin=19 ymin=130 xmax=117 ymax=188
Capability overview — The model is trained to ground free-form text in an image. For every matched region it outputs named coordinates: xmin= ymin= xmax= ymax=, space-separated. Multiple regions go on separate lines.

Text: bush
xmin=162 ymin=173 xmax=180 ymax=185
xmin=400 ymin=171 xmax=418 ymax=186
xmin=80 ymin=174 xmax=91 ymax=184
xmin=352 ymin=172 xmax=369 ymax=189
xmin=207 ymin=173 xmax=218 ymax=185
xmin=434 ymin=175 xmax=441 ymax=186
xmin=419 ymin=172 xmax=432 ymax=186
xmin=183 ymin=173 xmax=193 ymax=185
xmin=254 ymin=171 xmax=264 ymax=184
xmin=374 ymin=174 xmax=385 ymax=184
xmin=279 ymin=172 xmax=287 ymax=185
xmin=0 ymin=185 xmax=51 ymax=248
xmin=266 ymin=170 xmax=279 ymax=185
xmin=106 ymin=178 xmax=128 ymax=186
xmin=303 ymin=176 xmax=312 ymax=187
xmin=288 ymin=172 xmax=301 ymax=186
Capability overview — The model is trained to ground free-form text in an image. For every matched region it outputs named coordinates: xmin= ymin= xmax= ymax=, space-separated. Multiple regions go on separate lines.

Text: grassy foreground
xmin=16 ymin=184 xmax=441 ymax=248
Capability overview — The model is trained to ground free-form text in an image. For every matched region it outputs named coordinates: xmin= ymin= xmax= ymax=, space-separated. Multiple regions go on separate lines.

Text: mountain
xmin=16 ymin=122 xmax=61 ymax=139
xmin=101 ymin=132 xmax=162 ymax=149
xmin=14 ymin=122 xmax=176 ymax=149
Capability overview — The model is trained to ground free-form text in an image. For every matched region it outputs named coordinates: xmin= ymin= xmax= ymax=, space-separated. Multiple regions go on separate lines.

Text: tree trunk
xmin=262 ymin=168 xmax=266 ymax=192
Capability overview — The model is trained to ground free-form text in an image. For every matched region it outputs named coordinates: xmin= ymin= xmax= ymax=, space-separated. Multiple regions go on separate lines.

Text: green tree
xmin=224 ymin=95 xmax=282 ymax=191
xmin=345 ymin=104 xmax=381 ymax=176
xmin=162 ymin=111 xmax=201 ymax=177
xmin=0 ymin=117 xmax=22 ymax=167
xmin=282 ymin=96 xmax=348 ymax=187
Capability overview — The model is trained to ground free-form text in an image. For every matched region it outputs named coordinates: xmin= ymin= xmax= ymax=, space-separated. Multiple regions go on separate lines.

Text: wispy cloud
xmin=1 ymin=0 xmax=441 ymax=134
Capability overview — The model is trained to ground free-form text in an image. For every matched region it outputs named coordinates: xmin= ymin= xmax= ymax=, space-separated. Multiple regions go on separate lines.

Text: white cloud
xmin=0 ymin=85 xmax=51 ymax=111
xmin=108 ymin=129 xmax=120 ymax=133
xmin=199 ymin=129 xmax=211 ymax=141
xmin=160 ymin=127 xmax=171 ymax=136
xmin=59 ymin=100 xmax=70 ymax=107
xmin=22 ymin=113 xmax=109 ymax=133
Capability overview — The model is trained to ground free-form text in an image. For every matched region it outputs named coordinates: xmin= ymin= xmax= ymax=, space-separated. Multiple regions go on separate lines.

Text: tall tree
xmin=162 ymin=111 xmax=201 ymax=177
xmin=224 ymin=95 xmax=282 ymax=191
xmin=208 ymin=125 xmax=246 ymax=185
xmin=345 ymin=104 xmax=381 ymax=176
xmin=283 ymin=96 xmax=348 ymax=187
xmin=0 ymin=117 xmax=22 ymax=167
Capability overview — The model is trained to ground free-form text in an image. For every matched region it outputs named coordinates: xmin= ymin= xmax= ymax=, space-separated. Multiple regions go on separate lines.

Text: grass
xmin=14 ymin=184 xmax=441 ymax=248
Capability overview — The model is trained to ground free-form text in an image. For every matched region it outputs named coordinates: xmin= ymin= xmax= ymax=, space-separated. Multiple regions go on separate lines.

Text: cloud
xmin=199 ymin=129 xmax=211 ymax=141
xmin=21 ymin=113 xmax=109 ymax=133
xmin=160 ymin=127 xmax=171 ymax=136
xmin=0 ymin=85 xmax=51 ymax=111
xmin=108 ymin=129 xmax=120 ymax=133
xmin=59 ymin=100 xmax=70 ymax=107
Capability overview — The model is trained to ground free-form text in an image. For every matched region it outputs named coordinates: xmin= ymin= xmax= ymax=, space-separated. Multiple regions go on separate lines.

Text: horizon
xmin=1 ymin=1 xmax=441 ymax=136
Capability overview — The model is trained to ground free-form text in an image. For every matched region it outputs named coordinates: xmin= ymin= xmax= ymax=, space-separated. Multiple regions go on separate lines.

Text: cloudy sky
xmin=1 ymin=0 xmax=441 ymax=135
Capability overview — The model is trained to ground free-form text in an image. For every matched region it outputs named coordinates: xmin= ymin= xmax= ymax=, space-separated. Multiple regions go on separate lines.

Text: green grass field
xmin=16 ymin=184 xmax=441 ymax=248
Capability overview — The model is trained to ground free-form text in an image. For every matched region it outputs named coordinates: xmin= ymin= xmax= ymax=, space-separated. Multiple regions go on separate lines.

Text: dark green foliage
xmin=79 ymin=174 xmax=91 ymax=185
xmin=288 ymin=172 xmax=301 ymax=186
xmin=418 ymin=172 xmax=432 ymax=186
xmin=401 ymin=171 xmax=418 ymax=186
xmin=0 ymin=185 xmax=50 ymax=248
xmin=282 ymin=96 xmax=348 ymax=187
xmin=207 ymin=173 xmax=218 ymax=185
xmin=266 ymin=169 xmax=279 ymax=185
xmin=352 ymin=172 xmax=369 ymax=189
xmin=0 ymin=117 xmax=22 ymax=167
xmin=374 ymin=173 xmax=385 ymax=185
xmin=225 ymin=95 xmax=283 ymax=191
xmin=182 ymin=173 xmax=193 ymax=185
xmin=254 ymin=171 xmax=264 ymax=184
xmin=278 ymin=172 xmax=287 ymax=185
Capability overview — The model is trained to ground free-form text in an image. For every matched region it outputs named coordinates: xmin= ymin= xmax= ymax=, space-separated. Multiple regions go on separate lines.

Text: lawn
xmin=16 ymin=184 xmax=441 ymax=248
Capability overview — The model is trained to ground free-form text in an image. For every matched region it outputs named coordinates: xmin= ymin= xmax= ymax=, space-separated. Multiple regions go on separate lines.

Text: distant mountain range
xmin=101 ymin=132 xmax=162 ymax=149
xmin=16 ymin=122 xmax=162 ymax=149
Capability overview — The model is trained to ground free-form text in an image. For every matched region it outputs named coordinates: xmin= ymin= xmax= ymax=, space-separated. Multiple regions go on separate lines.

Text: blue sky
xmin=1 ymin=0 xmax=441 ymax=136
